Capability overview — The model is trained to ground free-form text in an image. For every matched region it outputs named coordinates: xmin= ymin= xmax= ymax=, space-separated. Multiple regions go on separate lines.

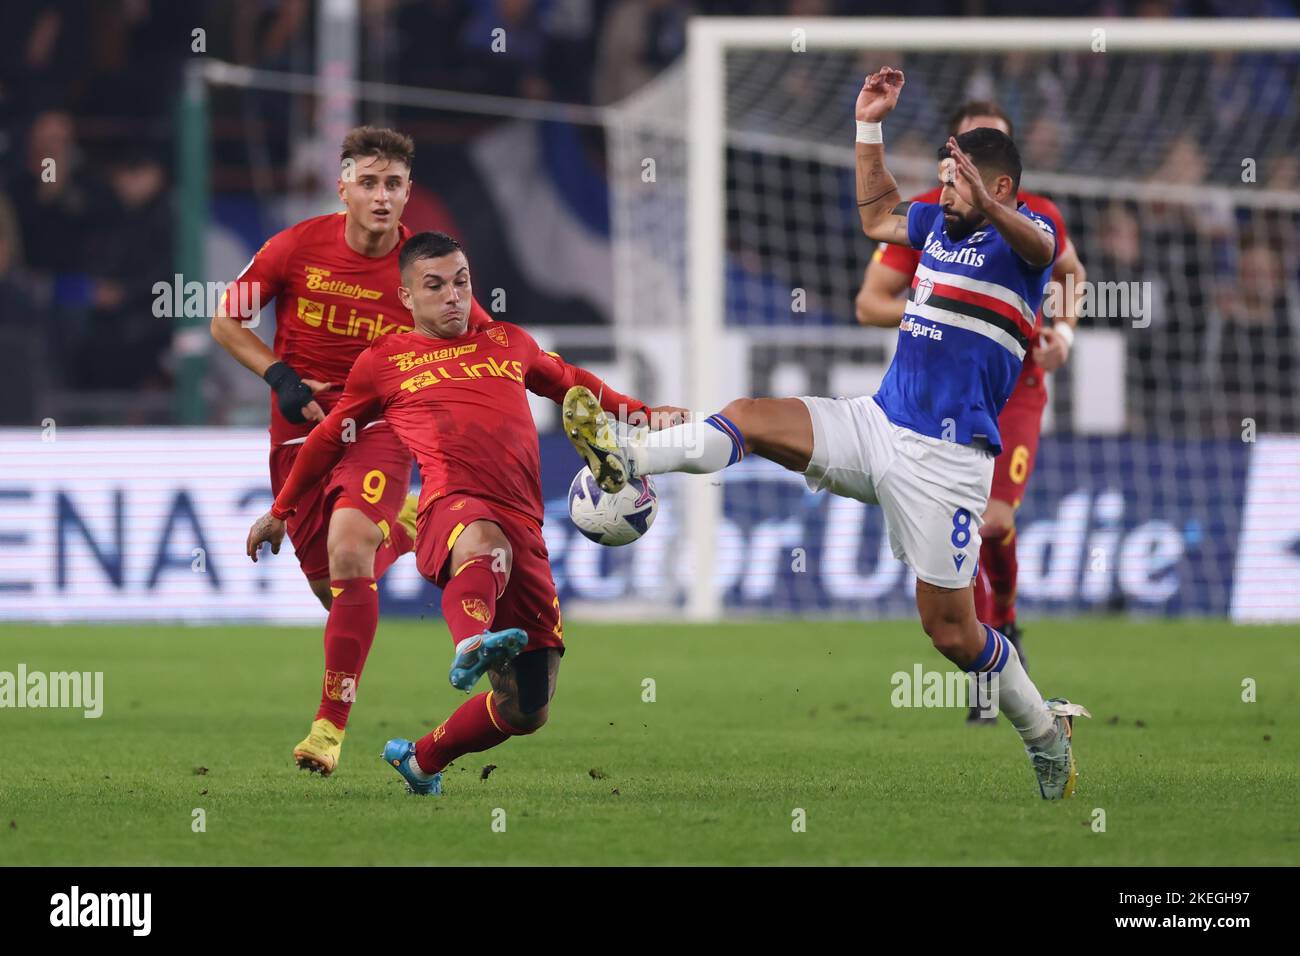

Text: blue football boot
xmin=382 ymin=738 xmax=442 ymax=795
xmin=448 ymin=628 xmax=529 ymax=691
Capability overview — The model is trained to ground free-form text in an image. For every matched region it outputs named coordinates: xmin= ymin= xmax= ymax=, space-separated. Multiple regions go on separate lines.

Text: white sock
xmin=973 ymin=625 xmax=1055 ymax=746
xmin=408 ymin=753 xmax=436 ymax=779
xmin=628 ymin=414 xmax=744 ymax=477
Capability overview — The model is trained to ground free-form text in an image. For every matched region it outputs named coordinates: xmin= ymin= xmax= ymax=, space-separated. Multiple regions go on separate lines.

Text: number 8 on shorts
xmin=951 ymin=508 xmax=972 ymax=548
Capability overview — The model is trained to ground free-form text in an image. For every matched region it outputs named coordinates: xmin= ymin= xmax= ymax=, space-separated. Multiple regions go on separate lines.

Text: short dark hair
xmin=340 ymin=126 xmax=415 ymax=170
xmin=399 ymin=231 xmax=464 ymax=276
xmin=948 ymin=100 xmax=1014 ymax=139
xmin=939 ymin=127 xmax=1023 ymax=194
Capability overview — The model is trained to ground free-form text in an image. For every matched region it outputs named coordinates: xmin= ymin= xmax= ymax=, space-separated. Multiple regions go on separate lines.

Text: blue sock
xmin=967 ymin=624 xmax=1011 ymax=674
xmin=704 ymin=413 xmax=746 ymax=466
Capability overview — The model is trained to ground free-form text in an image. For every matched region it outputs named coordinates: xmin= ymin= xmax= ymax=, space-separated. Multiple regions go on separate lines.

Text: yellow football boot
xmin=293 ymin=717 xmax=346 ymax=776
xmin=562 ymin=385 xmax=628 ymax=493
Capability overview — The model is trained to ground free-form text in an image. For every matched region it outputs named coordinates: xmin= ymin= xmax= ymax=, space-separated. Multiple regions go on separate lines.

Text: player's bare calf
xmin=710 ymin=396 xmax=815 ymax=474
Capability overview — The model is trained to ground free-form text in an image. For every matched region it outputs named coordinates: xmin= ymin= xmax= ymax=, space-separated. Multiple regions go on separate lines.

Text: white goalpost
xmin=606 ymin=17 xmax=1300 ymax=622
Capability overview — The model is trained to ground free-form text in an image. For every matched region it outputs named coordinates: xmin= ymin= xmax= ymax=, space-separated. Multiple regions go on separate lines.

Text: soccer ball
xmin=567 ymin=466 xmax=658 ymax=546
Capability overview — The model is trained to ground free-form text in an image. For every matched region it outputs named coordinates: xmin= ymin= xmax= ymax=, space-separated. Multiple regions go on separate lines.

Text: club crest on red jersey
xmin=487 ymin=325 xmax=509 ymax=348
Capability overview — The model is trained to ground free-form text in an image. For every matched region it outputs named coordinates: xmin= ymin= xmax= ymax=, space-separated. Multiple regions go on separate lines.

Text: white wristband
xmin=856 ymin=121 xmax=882 ymax=144
xmin=1051 ymin=322 xmax=1075 ymax=349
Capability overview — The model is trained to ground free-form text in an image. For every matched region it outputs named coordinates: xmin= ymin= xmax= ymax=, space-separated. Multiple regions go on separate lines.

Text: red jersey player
xmin=855 ymin=102 xmax=1087 ymax=723
xmin=245 ymin=231 xmax=685 ymax=795
xmin=212 ymin=127 xmax=495 ymax=775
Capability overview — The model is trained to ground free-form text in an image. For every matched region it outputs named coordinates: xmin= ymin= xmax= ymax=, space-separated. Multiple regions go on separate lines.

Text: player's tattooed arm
xmin=855 ymin=156 xmax=908 ymax=244
xmin=854 ymin=67 xmax=910 ymax=246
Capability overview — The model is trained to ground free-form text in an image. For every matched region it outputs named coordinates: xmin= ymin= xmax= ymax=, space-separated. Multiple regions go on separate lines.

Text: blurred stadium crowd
xmin=0 ymin=0 xmax=1296 ymax=431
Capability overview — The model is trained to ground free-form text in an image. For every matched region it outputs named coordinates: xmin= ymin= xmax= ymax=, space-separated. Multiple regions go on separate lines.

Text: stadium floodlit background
xmin=1 ymin=0 xmax=1297 ymax=625
xmin=0 ymin=1 xmax=1298 ymax=869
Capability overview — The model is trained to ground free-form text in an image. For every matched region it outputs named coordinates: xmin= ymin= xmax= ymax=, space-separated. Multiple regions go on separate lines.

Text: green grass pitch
xmin=1 ymin=618 xmax=1296 ymax=865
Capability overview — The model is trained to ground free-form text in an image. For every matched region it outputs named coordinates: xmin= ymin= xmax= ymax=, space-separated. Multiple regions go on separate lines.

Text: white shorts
xmin=799 ymin=395 xmax=994 ymax=589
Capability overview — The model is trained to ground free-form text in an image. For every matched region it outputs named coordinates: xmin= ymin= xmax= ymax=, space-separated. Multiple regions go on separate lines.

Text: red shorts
xmin=989 ymin=373 xmax=1048 ymax=509
xmin=269 ymin=420 xmax=413 ymax=581
xmin=417 ymin=494 xmax=564 ymax=653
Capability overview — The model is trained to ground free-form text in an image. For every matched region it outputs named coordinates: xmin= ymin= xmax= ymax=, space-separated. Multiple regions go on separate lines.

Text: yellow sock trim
xmin=485 ymin=691 xmax=506 ymax=733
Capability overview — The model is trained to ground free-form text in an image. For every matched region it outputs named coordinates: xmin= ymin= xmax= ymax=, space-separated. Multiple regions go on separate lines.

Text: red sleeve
xmin=876 ymin=240 xmax=921 ymax=276
xmin=522 ymin=333 xmax=649 ymax=421
xmin=220 ymin=227 xmax=294 ymax=321
xmin=270 ymin=350 xmax=383 ymax=519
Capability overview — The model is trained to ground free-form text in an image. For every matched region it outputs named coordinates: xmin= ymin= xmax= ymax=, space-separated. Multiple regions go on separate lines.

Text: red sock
xmin=980 ymin=527 xmax=1019 ymax=630
xmin=314 ymin=577 xmax=378 ymax=728
xmin=440 ymin=554 xmax=506 ymax=645
xmin=372 ymin=520 xmax=414 ymax=580
xmin=414 ymin=691 xmax=522 ymax=773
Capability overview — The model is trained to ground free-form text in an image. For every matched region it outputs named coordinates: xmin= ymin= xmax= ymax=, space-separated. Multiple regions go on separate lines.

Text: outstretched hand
xmin=627 ymin=405 xmax=690 ymax=430
xmin=855 ymin=67 xmax=905 ymax=123
xmin=1033 ymin=325 xmax=1071 ymax=372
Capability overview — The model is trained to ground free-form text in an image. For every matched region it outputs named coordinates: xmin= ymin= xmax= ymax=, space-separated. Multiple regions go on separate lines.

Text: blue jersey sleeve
xmin=1019 ymin=207 xmax=1059 ymax=270
xmin=906 ymin=202 xmax=941 ymax=250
